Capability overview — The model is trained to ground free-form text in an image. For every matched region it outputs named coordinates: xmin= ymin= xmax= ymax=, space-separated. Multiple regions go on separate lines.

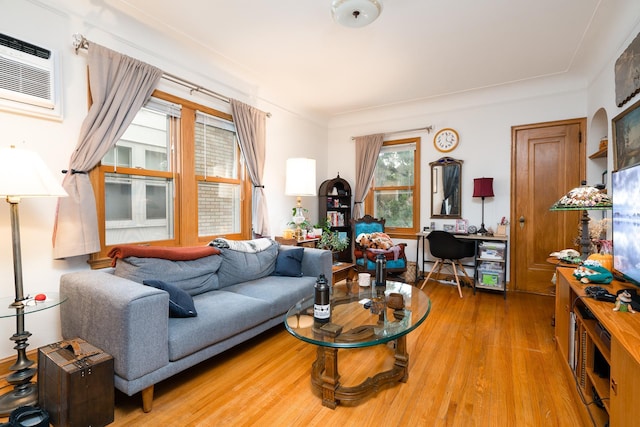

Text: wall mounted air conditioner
xmin=0 ymin=33 xmax=62 ymax=120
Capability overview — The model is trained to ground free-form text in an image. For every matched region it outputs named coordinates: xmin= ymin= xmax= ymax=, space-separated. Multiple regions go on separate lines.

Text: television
xmin=612 ymin=163 xmax=640 ymax=286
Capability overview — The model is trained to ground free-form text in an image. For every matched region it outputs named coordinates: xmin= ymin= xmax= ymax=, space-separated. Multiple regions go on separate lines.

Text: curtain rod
xmin=72 ymin=34 xmax=271 ymax=117
xmin=351 ymin=125 xmax=433 ymax=140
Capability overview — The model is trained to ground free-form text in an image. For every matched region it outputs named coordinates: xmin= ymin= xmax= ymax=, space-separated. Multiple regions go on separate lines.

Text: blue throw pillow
xmin=273 ymin=247 xmax=304 ymax=277
xmin=143 ymin=279 xmax=198 ymax=318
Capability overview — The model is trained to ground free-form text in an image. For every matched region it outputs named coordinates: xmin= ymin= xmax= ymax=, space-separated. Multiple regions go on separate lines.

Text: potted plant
xmin=317 ymin=231 xmax=350 ymax=253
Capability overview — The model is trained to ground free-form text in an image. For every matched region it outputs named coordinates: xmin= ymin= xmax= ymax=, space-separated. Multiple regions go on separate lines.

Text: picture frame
xmin=612 ymin=97 xmax=640 ymax=170
xmin=455 ymin=219 xmax=468 ymax=233
xmin=443 ymin=224 xmax=455 ymax=233
xmin=615 ymin=31 xmax=640 ymax=108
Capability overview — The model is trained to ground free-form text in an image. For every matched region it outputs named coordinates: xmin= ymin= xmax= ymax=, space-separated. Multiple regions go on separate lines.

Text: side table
xmin=331 ymin=262 xmax=356 ymax=284
xmin=275 ymin=236 xmax=319 ymax=248
xmin=0 ymin=292 xmax=66 ymax=415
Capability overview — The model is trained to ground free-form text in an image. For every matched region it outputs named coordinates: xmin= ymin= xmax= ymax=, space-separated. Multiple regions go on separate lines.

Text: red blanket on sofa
xmin=108 ymin=245 xmax=220 ymax=266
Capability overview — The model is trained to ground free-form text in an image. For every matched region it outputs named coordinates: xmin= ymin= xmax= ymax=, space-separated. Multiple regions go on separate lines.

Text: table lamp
xmin=473 ymin=177 xmax=494 ymax=234
xmin=0 ymin=145 xmax=67 ymax=414
xmin=285 ymin=158 xmax=316 ymax=240
xmin=550 ymin=181 xmax=612 ymax=260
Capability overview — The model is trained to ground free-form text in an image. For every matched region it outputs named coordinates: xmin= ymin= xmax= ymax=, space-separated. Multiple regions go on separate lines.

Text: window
xmin=195 ymin=111 xmax=241 ymax=236
xmin=90 ymin=91 xmax=251 ymax=267
xmin=365 ymin=137 xmax=420 ymax=238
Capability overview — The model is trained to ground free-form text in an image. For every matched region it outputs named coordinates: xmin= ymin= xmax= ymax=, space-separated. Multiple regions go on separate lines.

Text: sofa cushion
xmin=272 ymin=247 xmax=304 ymax=277
xmin=224 ymin=275 xmax=316 ymax=318
xmin=167 ymin=290 xmax=273 ymax=361
xmin=143 ymin=279 xmax=197 ymax=318
xmin=217 ymin=242 xmax=278 ymax=288
xmin=114 ymin=254 xmax=222 ymax=296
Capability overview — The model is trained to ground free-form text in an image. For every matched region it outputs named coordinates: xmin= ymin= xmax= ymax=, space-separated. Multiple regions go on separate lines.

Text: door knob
xmin=519 ymin=216 xmax=525 ymax=230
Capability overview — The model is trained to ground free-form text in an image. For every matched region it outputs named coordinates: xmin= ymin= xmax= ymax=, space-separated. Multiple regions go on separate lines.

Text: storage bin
xmin=477 ymin=269 xmax=504 ymax=289
xmin=479 ymin=242 xmax=505 ymax=260
xmin=479 ymin=261 xmax=502 ymax=271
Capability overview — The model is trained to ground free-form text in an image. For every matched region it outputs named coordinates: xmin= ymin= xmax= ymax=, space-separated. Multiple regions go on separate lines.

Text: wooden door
xmin=511 ymin=119 xmax=585 ymax=294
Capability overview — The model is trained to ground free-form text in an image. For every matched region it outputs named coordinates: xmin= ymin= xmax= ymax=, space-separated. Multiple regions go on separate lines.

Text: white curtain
xmin=52 ymin=43 xmax=162 ymax=258
xmin=353 ymin=133 xmax=384 ymax=219
xmin=230 ymin=99 xmax=270 ymax=237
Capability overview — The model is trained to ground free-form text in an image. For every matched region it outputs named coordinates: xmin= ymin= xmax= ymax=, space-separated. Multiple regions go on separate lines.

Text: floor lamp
xmin=0 ymin=146 xmax=67 ymax=414
xmin=285 ymin=158 xmax=316 ymax=240
xmin=473 ymin=177 xmax=494 ymax=234
xmin=550 ymin=181 xmax=612 ymax=260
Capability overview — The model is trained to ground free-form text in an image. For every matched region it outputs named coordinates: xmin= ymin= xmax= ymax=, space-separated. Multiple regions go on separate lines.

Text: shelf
xmin=319 ymin=175 xmax=352 ymax=263
xmin=588 ymin=147 xmax=607 ymax=159
xmin=576 ymin=315 xmax=611 ymax=363
xmin=474 ymin=283 xmax=505 ymax=291
xmin=586 ymin=368 xmax=610 ymax=411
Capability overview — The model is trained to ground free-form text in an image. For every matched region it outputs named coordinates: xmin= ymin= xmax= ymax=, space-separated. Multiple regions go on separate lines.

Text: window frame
xmin=364 ymin=137 xmax=421 ymax=239
xmin=89 ymin=89 xmax=251 ymax=268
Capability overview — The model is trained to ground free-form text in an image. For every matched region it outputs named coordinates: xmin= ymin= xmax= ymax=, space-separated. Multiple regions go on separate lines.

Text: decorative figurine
xmin=613 ymin=290 xmax=637 ymax=313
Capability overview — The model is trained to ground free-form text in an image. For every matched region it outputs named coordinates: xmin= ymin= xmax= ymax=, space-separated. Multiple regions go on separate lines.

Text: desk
xmin=415 ymin=231 xmax=508 ymax=297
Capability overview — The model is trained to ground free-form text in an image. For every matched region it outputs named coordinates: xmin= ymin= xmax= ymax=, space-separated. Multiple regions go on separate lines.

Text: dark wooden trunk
xmin=38 ymin=339 xmax=114 ymax=427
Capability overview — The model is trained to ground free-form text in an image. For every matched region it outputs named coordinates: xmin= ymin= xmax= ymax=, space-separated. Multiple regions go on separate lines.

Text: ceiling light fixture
xmin=331 ymin=0 xmax=383 ymax=28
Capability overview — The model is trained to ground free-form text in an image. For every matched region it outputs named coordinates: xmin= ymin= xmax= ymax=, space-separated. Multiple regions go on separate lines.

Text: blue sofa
xmin=59 ymin=241 xmax=332 ymax=412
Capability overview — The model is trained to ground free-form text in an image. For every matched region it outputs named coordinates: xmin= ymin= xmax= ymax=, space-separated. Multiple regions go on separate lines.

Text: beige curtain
xmin=230 ymin=99 xmax=269 ymax=237
xmin=52 ymin=43 xmax=162 ymax=258
xmin=353 ymin=133 xmax=384 ymax=219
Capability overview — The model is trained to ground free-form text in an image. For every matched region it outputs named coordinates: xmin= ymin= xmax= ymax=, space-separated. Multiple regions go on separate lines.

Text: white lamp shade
xmin=285 ymin=158 xmax=317 ymax=196
xmin=331 ymin=0 xmax=383 ymax=28
xmin=0 ymin=146 xmax=67 ymax=199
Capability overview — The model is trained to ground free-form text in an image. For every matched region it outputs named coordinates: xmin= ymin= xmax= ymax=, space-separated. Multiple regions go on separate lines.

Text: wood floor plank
xmin=99 ymin=283 xmax=589 ymax=426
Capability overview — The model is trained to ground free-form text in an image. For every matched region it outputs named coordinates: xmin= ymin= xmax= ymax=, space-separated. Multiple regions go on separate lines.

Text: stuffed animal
xmin=613 ymin=290 xmax=637 ymax=313
xmin=369 ymin=232 xmax=393 ymax=250
xmin=356 ymin=232 xmax=394 ymax=250
xmin=356 ymin=233 xmax=373 ymax=248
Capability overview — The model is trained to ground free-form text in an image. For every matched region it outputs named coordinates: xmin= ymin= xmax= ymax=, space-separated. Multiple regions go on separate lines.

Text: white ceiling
xmin=110 ymin=0 xmax=639 ymax=118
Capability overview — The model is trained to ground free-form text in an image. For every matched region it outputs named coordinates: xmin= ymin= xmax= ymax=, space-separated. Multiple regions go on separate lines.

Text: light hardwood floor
xmin=109 ymin=281 xmax=588 ymax=426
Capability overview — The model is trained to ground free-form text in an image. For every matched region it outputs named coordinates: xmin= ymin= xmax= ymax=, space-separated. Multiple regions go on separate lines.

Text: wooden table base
xmin=310 ymin=335 xmax=409 ymax=408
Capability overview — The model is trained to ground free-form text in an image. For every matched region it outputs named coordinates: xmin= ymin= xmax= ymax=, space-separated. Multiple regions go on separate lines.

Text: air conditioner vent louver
xmin=0 ymin=33 xmax=60 ymax=119
xmin=0 ymin=56 xmax=51 ymax=100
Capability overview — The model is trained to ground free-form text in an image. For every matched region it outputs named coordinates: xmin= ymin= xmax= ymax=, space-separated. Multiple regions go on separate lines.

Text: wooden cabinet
xmin=610 ymin=339 xmax=640 ymax=427
xmin=555 ymin=268 xmax=640 ymax=426
xmin=554 ymin=268 xmax=572 ymax=365
xmin=318 ymin=175 xmax=352 ymax=263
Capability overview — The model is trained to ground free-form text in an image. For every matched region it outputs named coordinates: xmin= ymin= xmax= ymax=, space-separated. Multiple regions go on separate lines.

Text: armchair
xmin=352 ymin=215 xmax=407 ymax=277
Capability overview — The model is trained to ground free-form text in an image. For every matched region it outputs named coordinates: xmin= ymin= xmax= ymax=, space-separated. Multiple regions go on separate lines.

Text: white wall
xmin=327 ymin=76 xmax=589 ymax=262
xmin=0 ymin=0 xmax=638 ymax=360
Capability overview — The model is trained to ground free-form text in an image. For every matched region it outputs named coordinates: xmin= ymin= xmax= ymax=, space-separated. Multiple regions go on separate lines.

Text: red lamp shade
xmin=473 ymin=177 xmax=494 ymax=198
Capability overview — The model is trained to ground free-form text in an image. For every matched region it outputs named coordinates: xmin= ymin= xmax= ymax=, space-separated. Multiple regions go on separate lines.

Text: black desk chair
xmin=419 ymin=231 xmax=475 ymax=298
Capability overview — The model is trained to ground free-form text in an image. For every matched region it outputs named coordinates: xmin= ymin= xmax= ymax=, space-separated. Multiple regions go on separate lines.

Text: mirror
xmin=430 ymin=157 xmax=462 ymax=218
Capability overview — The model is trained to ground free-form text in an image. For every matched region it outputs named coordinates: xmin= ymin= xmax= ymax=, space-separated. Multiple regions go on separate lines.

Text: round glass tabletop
xmin=285 ymin=281 xmax=431 ymax=348
xmin=0 ymin=292 xmax=66 ymax=318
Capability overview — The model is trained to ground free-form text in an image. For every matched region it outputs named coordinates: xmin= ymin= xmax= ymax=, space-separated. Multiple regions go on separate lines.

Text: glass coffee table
xmin=285 ymin=281 xmax=431 ymax=408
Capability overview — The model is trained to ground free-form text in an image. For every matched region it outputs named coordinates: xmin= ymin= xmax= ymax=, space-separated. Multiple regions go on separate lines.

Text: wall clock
xmin=434 ymin=128 xmax=459 ymax=152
